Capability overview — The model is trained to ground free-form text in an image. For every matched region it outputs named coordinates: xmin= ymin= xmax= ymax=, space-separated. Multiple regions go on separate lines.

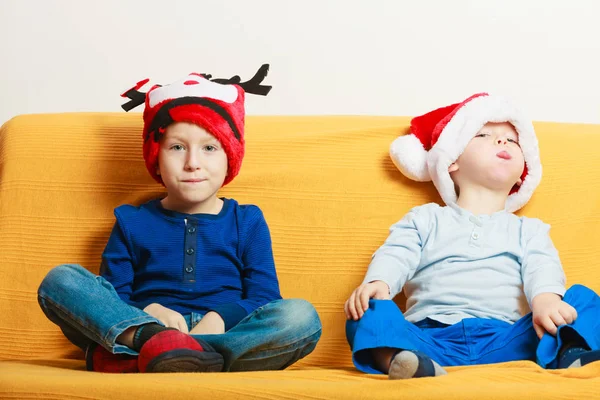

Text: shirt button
xmin=186 ymin=248 xmax=195 ymax=255
xmin=188 ymin=227 xmax=196 ymax=234
xmin=185 ymin=265 xmax=194 ymax=273
xmin=471 ymin=232 xmax=479 ymax=240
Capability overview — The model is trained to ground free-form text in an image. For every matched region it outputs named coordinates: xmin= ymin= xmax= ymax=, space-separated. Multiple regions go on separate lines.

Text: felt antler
xmin=121 ymin=78 xmax=151 ymax=112
xmin=211 ymin=64 xmax=272 ymax=96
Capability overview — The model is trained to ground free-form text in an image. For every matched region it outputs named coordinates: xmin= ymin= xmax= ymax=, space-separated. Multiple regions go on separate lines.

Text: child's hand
xmin=531 ymin=293 xmax=577 ymax=339
xmin=344 ymin=280 xmax=390 ymax=321
xmin=189 ymin=312 xmax=225 ymax=335
xmin=143 ymin=303 xmax=189 ymax=333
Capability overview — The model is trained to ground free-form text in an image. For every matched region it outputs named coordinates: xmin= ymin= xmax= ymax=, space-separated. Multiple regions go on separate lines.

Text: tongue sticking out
xmin=497 ymin=151 xmax=512 ymax=160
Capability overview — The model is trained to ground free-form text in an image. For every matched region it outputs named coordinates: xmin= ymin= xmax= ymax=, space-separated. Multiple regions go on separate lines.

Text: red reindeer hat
xmin=121 ymin=64 xmax=271 ymax=186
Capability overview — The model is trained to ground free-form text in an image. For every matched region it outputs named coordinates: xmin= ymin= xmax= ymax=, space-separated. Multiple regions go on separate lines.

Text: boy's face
xmin=157 ymin=122 xmax=228 ymax=212
xmin=449 ymin=122 xmax=525 ymax=193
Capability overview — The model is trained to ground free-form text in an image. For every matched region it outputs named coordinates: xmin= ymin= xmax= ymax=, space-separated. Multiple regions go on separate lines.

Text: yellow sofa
xmin=1 ymin=113 xmax=599 ymax=399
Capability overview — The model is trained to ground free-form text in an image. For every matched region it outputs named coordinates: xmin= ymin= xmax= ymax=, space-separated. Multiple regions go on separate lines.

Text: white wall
xmin=1 ymin=0 xmax=599 ymax=125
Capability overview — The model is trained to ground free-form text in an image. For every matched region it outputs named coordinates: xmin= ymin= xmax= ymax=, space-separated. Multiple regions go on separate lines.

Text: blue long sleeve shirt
xmin=363 ymin=202 xmax=566 ymax=325
xmin=100 ymin=197 xmax=282 ymax=331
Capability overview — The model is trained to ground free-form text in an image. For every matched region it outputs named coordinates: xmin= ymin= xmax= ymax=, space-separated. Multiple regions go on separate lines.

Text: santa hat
xmin=120 ymin=64 xmax=272 ymax=186
xmin=390 ymin=93 xmax=542 ymax=212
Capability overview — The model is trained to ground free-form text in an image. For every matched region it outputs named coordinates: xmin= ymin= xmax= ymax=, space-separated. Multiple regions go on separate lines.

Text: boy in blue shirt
xmin=345 ymin=93 xmax=600 ymax=379
xmin=38 ymin=65 xmax=321 ymax=373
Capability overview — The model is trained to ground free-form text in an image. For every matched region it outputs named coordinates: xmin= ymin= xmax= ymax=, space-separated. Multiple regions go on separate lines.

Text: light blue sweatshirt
xmin=363 ymin=203 xmax=566 ymax=325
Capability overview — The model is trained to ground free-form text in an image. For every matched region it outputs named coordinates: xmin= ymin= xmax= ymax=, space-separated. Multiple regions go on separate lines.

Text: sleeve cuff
xmin=363 ymin=275 xmax=398 ymax=297
xmin=528 ymin=285 xmax=567 ymax=304
xmin=210 ymin=303 xmax=249 ymax=331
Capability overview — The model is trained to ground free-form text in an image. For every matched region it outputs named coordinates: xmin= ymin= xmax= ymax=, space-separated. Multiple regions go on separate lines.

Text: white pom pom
xmin=390 ymin=134 xmax=431 ymax=182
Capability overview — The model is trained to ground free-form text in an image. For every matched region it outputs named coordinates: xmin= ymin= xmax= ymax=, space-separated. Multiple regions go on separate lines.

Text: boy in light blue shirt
xmin=345 ymin=93 xmax=600 ymax=379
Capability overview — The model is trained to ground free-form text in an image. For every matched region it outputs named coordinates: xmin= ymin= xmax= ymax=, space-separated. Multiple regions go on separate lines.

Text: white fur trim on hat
xmin=148 ymin=74 xmax=239 ymax=107
xmin=427 ymin=95 xmax=542 ymax=213
xmin=390 ymin=133 xmax=431 ymax=182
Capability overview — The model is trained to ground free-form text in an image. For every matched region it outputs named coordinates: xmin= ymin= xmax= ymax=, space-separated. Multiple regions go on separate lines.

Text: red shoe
xmin=138 ymin=330 xmax=224 ymax=373
xmin=85 ymin=343 xmax=138 ymax=373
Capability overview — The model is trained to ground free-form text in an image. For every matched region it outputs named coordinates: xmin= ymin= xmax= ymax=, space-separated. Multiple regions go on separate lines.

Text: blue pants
xmin=346 ymin=285 xmax=600 ymax=373
xmin=38 ymin=264 xmax=322 ymax=371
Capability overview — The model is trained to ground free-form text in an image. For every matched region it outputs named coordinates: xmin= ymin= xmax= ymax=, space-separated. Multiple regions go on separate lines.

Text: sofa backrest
xmin=1 ymin=114 xmax=599 ymax=367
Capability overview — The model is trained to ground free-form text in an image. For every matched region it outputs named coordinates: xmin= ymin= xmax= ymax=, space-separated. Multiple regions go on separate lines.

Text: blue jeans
xmin=38 ymin=264 xmax=322 ymax=372
xmin=346 ymin=284 xmax=600 ymax=373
